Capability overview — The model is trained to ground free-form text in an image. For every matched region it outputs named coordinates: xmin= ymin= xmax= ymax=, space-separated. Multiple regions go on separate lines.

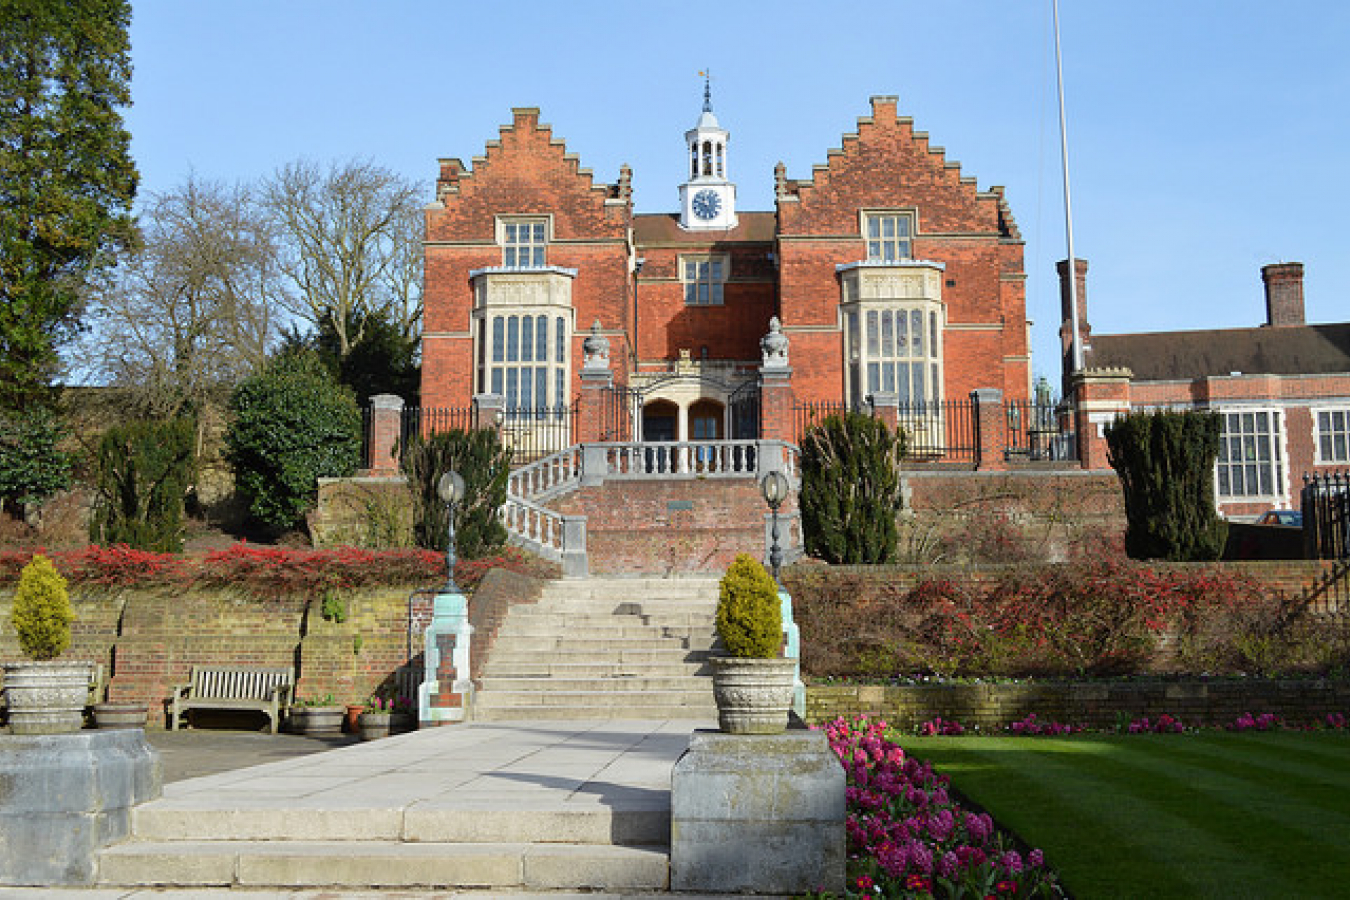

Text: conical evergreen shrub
xmin=716 ymin=553 xmax=782 ymax=658
xmin=11 ymin=554 xmax=73 ymax=661
xmin=1105 ymin=410 xmax=1227 ymax=561
xmin=799 ymin=412 xmax=905 ymax=564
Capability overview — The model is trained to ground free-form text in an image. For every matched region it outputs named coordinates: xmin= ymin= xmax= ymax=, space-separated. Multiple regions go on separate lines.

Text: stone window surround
xmin=1313 ymin=406 xmax=1350 ymax=464
xmin=1215 ymin=406 xmax=1288 ymax=504
xmin=859 ymin=208 xmax=918 ymax=262
xmin=496 ymin=214 xmax=552 ymax=268
xmin=681 ymin=253 xmax=730 ymax=307
xmin=836 ymin=260 xmax=946 ymax=410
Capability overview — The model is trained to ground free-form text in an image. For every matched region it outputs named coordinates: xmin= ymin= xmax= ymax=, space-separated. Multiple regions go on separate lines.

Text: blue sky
xmin=125 ymin=1 xmax=1349 ymax=387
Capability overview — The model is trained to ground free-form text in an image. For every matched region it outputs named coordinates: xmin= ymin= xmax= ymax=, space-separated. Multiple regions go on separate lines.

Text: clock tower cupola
xmin=679 ymin=76 xmax=738 ymax=231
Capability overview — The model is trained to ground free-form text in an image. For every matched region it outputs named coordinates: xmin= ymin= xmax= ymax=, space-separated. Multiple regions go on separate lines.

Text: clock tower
xmin=679 ymin=77 xmax=738 ymax=231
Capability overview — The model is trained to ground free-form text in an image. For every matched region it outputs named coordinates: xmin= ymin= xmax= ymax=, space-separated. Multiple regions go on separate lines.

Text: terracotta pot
xmin=709 ymin=656 xmax=797 ymax=735
xmin=358 ymin=711 xmax=392 ymax=741
xmin=3 ymin=661 xmax=92 ymax=735
xmin=92 ymin=702 xmax=148 ymax=730
xmin=345 ymin=704 xmax=364 ymax=733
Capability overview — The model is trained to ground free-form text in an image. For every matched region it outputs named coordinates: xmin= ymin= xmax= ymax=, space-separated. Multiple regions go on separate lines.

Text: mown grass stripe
xmin=909 ymin=735 xmax=1350 ymax=899
xmin=909 ymin=738 xmax=1290 ymax=899
xmin=1119 ymin=732 xmax=1350 ymax=817
xmin=1087 ymin=737 xmax=1350 ymax=891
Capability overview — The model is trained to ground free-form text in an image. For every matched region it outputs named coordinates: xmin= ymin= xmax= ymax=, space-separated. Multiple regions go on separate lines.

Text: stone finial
xmin=760 ymin=316 xmax=789 ymax=368
xmin=582 ymin=319 xmax=610 ymax=370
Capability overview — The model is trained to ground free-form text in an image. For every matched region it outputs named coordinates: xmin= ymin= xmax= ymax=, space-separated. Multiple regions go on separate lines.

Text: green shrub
xmin=226 ymin=351 xmax=361 ymax=531
xmin=716 ymin=553 xmax=782 ymax=658
xmin=400 ymin=428 xmax=510 ymax=559
xmin=0 ymin=407 xmax=73 ymax=516
xmin=11 ymin=554 xmax=73 ymax=660
xmin=1106 ymin=410 xmax=1227 ymax=561
xmin=799 ymin=412 xmax=904 ymax=564
xmin=90 ymin=417 xmax=196 ymax=552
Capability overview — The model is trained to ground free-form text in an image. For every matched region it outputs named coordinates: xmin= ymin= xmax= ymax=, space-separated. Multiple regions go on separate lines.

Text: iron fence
xmin=361 ymin=405 xmax=474 ymax=470
xmin=1004 ymin=399 xmax=1078 ymax=462
xmin=792 ymin=399 xmax=977 ymax=465
xmin=500 ymin=404 xmax=579 ymax=465
xmin=1303 ymin=471 xmax=1350 ymax=561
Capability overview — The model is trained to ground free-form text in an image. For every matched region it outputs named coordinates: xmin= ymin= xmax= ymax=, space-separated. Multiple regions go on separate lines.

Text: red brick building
xmin=421 ymin=92 xmax=1031 ymax=450
xmin=1063 ymin=261 xmax=1350 ymax=518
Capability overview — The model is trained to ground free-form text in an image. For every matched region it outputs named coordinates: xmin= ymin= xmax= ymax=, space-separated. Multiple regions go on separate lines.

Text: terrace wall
xmin=806 ymin=679 xmax=1350 ymax=730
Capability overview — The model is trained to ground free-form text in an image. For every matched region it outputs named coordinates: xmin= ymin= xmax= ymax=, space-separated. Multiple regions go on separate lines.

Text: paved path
xmin=1 ymin=720 xmax=781 ymax=898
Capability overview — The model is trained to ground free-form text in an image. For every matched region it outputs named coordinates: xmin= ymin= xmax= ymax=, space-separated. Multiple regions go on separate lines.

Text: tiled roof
xmin=633 ymin=211 xmax=776 ymax=244
xmin=1086 ymin=323 xmax=1350 ymax=380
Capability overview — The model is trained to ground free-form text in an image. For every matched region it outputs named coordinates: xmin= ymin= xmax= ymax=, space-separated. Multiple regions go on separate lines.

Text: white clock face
xmin=692 ymin=189 xmax=722 ymax=220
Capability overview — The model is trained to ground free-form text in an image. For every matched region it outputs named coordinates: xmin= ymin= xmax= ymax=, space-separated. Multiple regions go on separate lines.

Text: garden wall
xmin=901 ymin=470 xmax=1126 ymax=564
xmin=806 ymin=679 xmax=1350 ymax=730
xmin=0 ymin=584 xmax=423 ymax=724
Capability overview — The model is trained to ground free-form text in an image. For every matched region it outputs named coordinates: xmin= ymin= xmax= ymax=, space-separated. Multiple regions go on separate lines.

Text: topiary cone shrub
xmin=715 ymin=553 xmax=782 ymax=658
xmin=11 ymin=553 xmax=73 ymax=660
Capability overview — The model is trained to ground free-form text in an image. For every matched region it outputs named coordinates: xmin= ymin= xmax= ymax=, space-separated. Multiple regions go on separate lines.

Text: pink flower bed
xmin=815 ymin=715 xmax=1061 ymax=898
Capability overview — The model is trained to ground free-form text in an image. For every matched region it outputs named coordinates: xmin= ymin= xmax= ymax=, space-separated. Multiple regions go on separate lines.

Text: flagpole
xmin=1053 ymin=0 xmax=1084 ymax=374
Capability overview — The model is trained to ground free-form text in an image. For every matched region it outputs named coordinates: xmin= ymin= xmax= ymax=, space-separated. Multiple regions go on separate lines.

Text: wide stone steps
xmin=475 ymin=576 xmax=720 ymax=722
xmin=98 ymin=840 xmax=668 ymax=890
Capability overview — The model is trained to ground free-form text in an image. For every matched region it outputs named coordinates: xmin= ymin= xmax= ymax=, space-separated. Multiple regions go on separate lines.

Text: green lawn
xmin=905 ymin=731 xmax=1350 ymax=900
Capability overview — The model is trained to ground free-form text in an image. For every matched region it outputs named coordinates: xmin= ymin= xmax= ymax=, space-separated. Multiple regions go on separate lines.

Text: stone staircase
xmin=96 ymin=721 xmax=695 ymax=892
xmin=473 ymin=576 xmax=721 ymax=722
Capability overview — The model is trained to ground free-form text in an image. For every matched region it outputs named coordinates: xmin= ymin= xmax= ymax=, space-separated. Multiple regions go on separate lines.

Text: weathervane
xmin=698 ymin=69 xmax=713 ymax=112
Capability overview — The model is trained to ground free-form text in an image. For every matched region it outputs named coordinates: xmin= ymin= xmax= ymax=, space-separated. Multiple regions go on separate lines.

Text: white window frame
xmin=1313 ymin=407 xmax=1350 ymax=464
xmin=1215 ymin=408 xmax=1287 ymax=503
xmin=843 ymin=301 xmax=944 ymax=410
xmin=476 ymin=310 xmax=572 ymax=419
xmin=497 ymin=216 xmax=550 ymax=268
xmin=861 ymin=210 xmax=916 ymax=262
xmin=681 ymin=254 xmax=728 ymax=306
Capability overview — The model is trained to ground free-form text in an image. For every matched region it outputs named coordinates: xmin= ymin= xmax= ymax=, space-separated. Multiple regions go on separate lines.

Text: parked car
xmin=1255 ymin=509 xmax=1302 ymax=527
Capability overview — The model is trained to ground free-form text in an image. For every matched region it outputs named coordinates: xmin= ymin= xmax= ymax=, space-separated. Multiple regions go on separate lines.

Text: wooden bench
xmin=169 ymin=666 xmax=293 ymax=734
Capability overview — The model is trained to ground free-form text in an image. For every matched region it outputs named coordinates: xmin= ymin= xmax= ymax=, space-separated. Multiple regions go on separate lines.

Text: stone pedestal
xmin=670 ymin=729 xmax=845 ymax=895
xmin=0 ymin=729 xmax=161 ymax=885
xmin=419 ymin=589 xmax=474 ymax=725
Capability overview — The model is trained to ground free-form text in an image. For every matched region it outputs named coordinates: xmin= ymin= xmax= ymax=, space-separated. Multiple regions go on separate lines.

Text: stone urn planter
xmin=92 ymin=701 xmax=149 ymax=730
xmin=358 ymin=711 xmax=392 ymax=741
xmin=710 ymin=656 xmax=797 ymax=735
xmin=3 ymin=661 xmax=93 ymax=735
xmin=289 ymin=705 xmax=345 ymax=736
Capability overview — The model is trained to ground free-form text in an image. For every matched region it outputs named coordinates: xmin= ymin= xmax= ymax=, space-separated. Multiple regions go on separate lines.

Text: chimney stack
xmin=1262 ymin=262 xmax=1305 ymax=327
xmin=1057 ymin=258 xmax=1089 ymax=391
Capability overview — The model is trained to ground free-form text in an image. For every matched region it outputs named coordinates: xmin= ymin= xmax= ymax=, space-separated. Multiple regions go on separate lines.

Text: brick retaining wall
xmin=805 ymin=680 xmax=1350 ymax=730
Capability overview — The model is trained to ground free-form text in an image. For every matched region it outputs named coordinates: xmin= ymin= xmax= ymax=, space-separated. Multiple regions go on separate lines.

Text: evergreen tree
xmin=400 ymin=429 xmax=510 ymax=560
xmin=0 ymin=0 xmax=138 ymax=411
xmin=90 ymin=417 xmax=196 ymax=552
xmin=1106 ymin=410 xmax=1227 ymax=561
xmin=799 ymin=412 xmax=905 ymax=564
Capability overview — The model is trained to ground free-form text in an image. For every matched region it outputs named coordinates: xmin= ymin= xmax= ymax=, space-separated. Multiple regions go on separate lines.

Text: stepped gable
xmin=427 ymin=107 xmax=632 ymax=242
xmin=776 ymin=95 xmax=1014 ymax=239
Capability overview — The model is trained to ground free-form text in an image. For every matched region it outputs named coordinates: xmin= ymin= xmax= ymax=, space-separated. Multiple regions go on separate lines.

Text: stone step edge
xmin=128 ymin=805 xmax=669 ymax=845
xmin=97 ymin=840 xmax=668 ymax=891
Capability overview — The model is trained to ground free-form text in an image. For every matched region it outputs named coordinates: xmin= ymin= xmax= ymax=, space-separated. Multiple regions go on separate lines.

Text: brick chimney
xmin=1262 ymin=262 xmax=1305 ymax=327
xmin=1057 ymin=258 xmax=1090 ymax=392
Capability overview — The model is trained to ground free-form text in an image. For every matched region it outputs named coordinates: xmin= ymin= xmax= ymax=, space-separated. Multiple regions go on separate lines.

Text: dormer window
xmin=863 ymin=211 xmax=915 ymax=262
xmin=499 ymin=217 xmax=548 ymax=268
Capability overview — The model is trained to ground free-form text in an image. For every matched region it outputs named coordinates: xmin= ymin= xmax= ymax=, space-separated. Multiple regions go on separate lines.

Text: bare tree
xmin=82 ymin=176 xmax=283 ymax=419
xmin=264 ymin=159 xmax=423 ymax=357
